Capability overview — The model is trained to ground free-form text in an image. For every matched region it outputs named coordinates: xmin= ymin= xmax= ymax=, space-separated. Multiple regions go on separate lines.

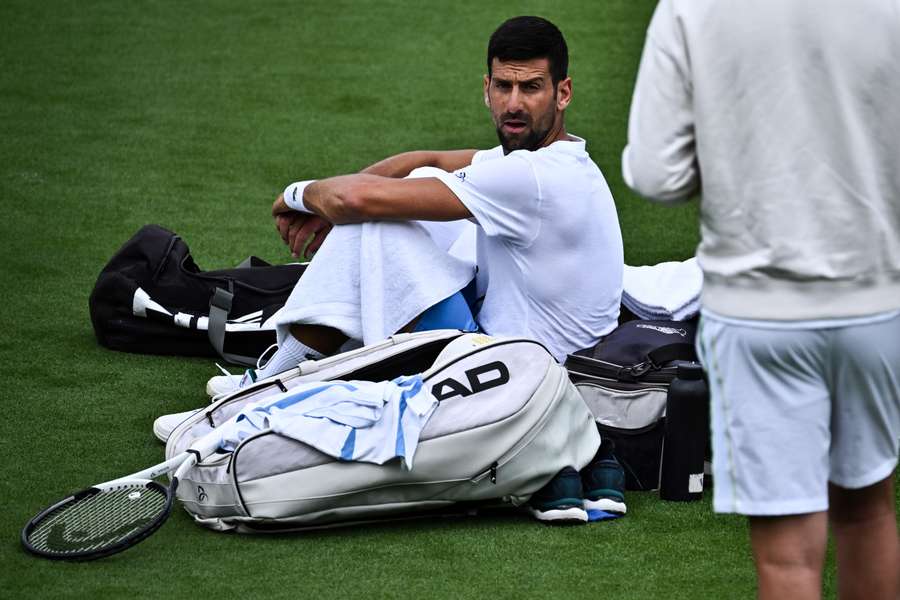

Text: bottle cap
xmin=676 ymin=362 xmax=704 ymax=380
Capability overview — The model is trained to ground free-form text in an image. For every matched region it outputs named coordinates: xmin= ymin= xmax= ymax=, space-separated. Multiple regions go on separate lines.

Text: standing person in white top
xmin=241 ymin=16 xmax=621 ymax=379
xmin=623 ymin=1 xmax=900 ymax=599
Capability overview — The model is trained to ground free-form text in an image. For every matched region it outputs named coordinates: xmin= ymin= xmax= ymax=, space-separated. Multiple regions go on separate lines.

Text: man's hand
xmin=272 ymin=194 xmax=333 ymax=260
xmin=272 ymin=192 xmax=295 ymax=217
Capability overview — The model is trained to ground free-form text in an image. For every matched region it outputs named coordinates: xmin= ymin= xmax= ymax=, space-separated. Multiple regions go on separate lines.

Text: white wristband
xmin=283 ymin=180 xmax=317 ymax=213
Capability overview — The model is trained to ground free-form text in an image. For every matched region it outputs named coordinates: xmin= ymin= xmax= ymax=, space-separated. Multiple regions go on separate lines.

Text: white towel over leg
xmin=274 ymin=220 xmax=475 ymax=345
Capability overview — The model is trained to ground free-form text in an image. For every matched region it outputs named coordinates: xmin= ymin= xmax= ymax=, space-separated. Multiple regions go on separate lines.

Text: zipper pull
xmin=472 ymin=461 xmax=500 ymax=484
xmin=619 ymin=360 xmax=652 ymax=381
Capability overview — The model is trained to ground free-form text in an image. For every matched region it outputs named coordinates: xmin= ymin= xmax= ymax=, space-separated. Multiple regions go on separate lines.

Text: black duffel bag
xmin=564 ymin=318 xmax=707 ymax=491
xmin=89 ymin=224 xmax=305 ymax=366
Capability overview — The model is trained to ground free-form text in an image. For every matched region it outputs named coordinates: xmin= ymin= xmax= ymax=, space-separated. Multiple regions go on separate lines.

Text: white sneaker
xmin=206 ymin=373 xmax=244 ymax=398
xmin=206 ymin=364 xmax=257 ymax=398
xmin=153 ymin=408 xmax=203 ymax=443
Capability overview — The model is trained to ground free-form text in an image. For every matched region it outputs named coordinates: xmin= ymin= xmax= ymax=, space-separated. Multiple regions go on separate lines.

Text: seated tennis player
xmin=244 ymin=16 xmax=623 ymax=378
xmin=165 ymin=16 xmax=623 ymax=416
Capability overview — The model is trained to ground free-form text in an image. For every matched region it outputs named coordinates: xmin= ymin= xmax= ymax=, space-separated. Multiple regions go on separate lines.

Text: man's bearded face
xmin=485 ymin=58 xmax=560 ymax=154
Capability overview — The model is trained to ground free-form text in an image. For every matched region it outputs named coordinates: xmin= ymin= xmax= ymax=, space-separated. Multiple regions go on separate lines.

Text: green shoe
xmin=527 ymin=467 xmax=588 ymax=524
xmin=581 ymin=439 xmax=627 ymax=515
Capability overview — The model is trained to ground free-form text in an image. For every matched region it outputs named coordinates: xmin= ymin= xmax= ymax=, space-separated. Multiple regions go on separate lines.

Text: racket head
xmin=22 ymin=479 xmax=175 ymax=561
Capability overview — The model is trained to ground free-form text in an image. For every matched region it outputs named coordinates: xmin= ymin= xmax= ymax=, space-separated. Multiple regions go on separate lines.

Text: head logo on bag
xmin=430 ymin=361 xmax=510 ymax=401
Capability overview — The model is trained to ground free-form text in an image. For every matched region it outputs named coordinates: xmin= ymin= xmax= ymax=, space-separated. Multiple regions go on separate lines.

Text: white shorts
xmin=697 ymin=311 xmax=900 ymax=516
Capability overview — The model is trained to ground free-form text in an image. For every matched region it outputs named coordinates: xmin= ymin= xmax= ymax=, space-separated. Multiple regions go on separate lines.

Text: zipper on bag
xmin=566 ymin=355 xmax=678 ymax=384
xmin=473 ymin=461 xmax=500 ymax=484
xmin=470 ymin=366 xmax=568 ymax=484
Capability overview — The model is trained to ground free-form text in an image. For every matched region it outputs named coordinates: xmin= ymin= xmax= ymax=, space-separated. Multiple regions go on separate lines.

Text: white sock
xmin=249 ymin=335 xmax=325 ymax=382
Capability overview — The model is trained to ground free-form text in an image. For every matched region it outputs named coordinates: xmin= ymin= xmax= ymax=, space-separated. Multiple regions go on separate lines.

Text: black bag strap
xmin=207 ymin=256 xmax=283 ymax=366
xmin=234 ymin=256 xmax=271 ymax=269
xmin=615 ymin=342 xmax=698 ymax=380
xmin=208 ymin=287 xmax=258 ymax=367
xmin=646 ymin=342 xmax=696 ymax=367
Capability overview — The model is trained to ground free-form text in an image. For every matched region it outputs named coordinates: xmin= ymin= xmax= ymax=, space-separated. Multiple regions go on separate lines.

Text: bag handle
xmin=208 ymin=287 xmax=258 ymax=367
xmin=647 ymin=342 xmax=696 ymax=366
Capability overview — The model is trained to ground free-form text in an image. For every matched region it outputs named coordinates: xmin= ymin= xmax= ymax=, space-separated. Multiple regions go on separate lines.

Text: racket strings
xmin=27 ymin=484 xmax=168 ymax=555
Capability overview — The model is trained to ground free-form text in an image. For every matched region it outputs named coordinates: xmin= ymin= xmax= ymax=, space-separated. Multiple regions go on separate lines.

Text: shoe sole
xmin=528 ymin=506 xmax=588 ymax=524
xmin=584 ymin=498 xmax=627 ymax=515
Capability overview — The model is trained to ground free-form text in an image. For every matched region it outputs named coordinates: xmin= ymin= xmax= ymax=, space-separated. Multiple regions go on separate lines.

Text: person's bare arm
xmin=360 ymin=150 xmax=478 ymax=178
xmin=273 ymin=150 xmax=477 ymax=256
xmin=273 ymin=174 xmax=470 ymax=225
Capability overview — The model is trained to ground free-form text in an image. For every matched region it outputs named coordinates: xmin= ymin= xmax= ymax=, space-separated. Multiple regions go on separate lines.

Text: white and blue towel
xmin=217 ymin=375 xmax=438 ymax=469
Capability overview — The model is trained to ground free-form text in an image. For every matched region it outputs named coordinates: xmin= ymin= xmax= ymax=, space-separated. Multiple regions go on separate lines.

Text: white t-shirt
xmin=433 ymin=135 xmax=623 ymax=361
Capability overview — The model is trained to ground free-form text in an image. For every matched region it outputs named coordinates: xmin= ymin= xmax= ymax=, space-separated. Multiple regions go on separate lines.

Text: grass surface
xmin=1 ymin=1 xmax=892 ymax=598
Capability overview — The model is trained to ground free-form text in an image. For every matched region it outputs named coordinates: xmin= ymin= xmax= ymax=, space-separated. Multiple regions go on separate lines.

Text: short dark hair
xmin=487 ymin=16 xmax=568 ymax=84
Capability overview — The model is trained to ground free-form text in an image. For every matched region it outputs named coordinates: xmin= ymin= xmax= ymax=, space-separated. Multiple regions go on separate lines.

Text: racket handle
xmin=173 ymin=452 xmax=199 ymax=480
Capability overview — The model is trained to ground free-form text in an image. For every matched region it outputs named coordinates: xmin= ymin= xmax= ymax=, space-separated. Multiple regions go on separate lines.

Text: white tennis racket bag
xmin=166 ymin=329 xmax=600 ymax=532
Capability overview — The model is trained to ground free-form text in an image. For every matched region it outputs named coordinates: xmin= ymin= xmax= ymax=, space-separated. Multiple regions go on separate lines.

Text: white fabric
xmin=701 ymin=308 xmax=900 ymax=331
xmin=282 ymin=180 xmax=316 ymax=213
xmin=274 ymin=218 xmax=474 ymax=347
xmin=433 ymin=136 xmax=624 ymax=361
xmin=697 ymin=312 xmax=900 ymax=516
xmin=444 ymin=220 xmax=477 ymax=266
xmin=254 ymin=335 xmax=323 ymax=380
xmin=622 ymin=0 xmax=900 ymax=320
xmin=622 ymin=258 xmax=702 ymax=321
xmin=214 ymin=376 xmax=437 ymax=469
xmin=412 ymin=214 xmax=475 ymax=267
xmin=471 ymin=146 xmax=504 ymax=165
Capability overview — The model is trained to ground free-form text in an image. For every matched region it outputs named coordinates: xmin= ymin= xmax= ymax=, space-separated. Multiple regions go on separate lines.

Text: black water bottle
xmin=660 ymin=362 xmax=708 ymax=501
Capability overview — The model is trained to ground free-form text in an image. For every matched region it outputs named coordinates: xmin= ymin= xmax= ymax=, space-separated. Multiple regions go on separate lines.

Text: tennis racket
xmin=22 ymin=434 xmax=221 ymax=561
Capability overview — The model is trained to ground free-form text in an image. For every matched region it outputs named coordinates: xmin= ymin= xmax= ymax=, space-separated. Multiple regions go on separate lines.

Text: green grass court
xmin=1 ymin=1 xmax=895 ymax=597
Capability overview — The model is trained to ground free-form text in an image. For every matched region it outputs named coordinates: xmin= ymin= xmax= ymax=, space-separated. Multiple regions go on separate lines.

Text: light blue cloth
xmin=217 ymin=376 xmax=437 ymax=469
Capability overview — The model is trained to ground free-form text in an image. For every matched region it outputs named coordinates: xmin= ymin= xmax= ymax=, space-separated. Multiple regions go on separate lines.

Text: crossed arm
xmin=273 ymin=150 xmax=477 ymax=258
